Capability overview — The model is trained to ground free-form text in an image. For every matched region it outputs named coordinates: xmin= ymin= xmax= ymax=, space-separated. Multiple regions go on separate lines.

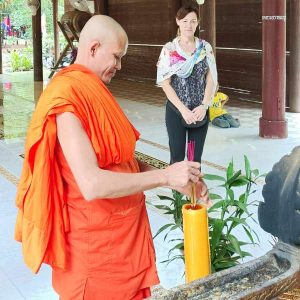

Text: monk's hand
xmin=195 ymin=178 xmax=212 ymax=207
xmin=164 ymin=161 xmax=201 ymax=190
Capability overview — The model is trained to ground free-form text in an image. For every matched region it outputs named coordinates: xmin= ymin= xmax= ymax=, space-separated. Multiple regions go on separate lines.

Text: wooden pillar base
xmin=259 ymin=117 xmax=288 ymax=138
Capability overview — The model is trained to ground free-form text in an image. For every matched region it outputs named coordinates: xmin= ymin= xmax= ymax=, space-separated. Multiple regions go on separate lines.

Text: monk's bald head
xmin=75 ymin=15 xmax=128 ymax=83
xmin=78 ymin=15 xmax=127 ymax=50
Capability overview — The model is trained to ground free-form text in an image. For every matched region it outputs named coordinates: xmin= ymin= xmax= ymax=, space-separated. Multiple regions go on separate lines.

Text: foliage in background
xmin=4 ymin=0 xmax=29 ymax=25
xmin=3 ymin=0 xmax=65 ymax=40
xmin=153 ymin=190 xmax=187 ymax=265
xmin=152 ymin=155 xmax=265 ymax=273
xmin=2 ymin=36 xmax=19 ymax=47
xmin=2 ymin=0 xmax=66 ymax=71
xmin=11 ymin=48 xmax=33 ymax=71
xmin=3 ymin=0 xmax=32 ymax=39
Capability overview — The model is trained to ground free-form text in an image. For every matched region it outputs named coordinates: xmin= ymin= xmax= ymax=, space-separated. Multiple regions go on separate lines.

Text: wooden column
xmin=200 ymin=0 xmax=216 ymax=53
xmin=289 ymin=0 xmax=300 ymax=112
xmin=32 ymin=3 xmax=43 ymax=81
xmin=53 ymin=0 xmax=60 ymax=62
xmin=94 ymin=0 xmax=108 ymax=15
xmin=259 ymin=0 xmax=287 ymax=138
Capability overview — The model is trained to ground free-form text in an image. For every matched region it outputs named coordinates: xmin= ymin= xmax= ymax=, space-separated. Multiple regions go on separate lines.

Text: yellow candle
xmin=182 ymin=203 xmax=211 ymax=283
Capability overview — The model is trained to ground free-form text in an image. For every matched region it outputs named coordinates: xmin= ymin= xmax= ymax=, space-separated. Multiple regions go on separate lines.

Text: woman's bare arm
xmin=192 ymin=70 xmax=215 ymax=121
xmin=202 ymin=69 xmax=215 ymax=106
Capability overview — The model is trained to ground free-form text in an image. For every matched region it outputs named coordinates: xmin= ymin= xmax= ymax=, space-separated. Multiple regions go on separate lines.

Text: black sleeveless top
xmin=170 ymin=57 xmax=209 ymax=110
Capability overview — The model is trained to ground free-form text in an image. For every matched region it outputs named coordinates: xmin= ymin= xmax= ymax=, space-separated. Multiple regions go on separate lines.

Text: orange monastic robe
xmin=15 ymin=64 xmax=159 ymax=299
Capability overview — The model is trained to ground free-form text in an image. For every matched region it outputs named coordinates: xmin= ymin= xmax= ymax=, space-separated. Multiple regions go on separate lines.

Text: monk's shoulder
xmin=46 ymin=76 xmax=77 ymax=99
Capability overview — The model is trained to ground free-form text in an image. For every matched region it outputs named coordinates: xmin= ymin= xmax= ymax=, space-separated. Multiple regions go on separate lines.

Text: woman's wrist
xmin=200 ymin=103 xmax=209 ymax=110
xmin=179 ymin=104 xmax=190 ymax=114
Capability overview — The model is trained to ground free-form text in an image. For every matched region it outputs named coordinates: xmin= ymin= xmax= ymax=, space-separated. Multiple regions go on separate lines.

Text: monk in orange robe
xmin=15 ymin=15 xmax=210 ymax=299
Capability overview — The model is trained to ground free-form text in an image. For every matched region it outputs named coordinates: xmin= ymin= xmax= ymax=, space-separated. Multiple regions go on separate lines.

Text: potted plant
xmin=151 ymin=155 xmax=265 ymax=273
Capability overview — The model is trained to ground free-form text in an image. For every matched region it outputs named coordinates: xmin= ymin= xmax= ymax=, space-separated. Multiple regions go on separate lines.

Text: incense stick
xmin=187 ymin=140 xmax=196 ymax=207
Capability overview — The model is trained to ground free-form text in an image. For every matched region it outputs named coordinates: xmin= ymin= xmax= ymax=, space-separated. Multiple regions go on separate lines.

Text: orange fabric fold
xmin=15 ymin=64 xmax=140 ymax=273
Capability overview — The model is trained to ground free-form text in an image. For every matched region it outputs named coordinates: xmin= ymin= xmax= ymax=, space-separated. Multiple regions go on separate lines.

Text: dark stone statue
xmin=258 ymin=146 xmax=300 ymax=245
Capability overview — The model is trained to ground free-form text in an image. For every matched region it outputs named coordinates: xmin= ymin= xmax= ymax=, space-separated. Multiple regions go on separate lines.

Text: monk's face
xmin=94 ymin=35 xmax=128 ymax=84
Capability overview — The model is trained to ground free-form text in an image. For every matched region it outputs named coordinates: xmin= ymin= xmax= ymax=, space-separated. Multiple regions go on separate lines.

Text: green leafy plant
xmin=11 ymin=49 xmax=33 ymax=71
xmin=152 ymin=155 xmax=264 ymax=272
xmin=152 ymin=190 xmax=187 ymax=265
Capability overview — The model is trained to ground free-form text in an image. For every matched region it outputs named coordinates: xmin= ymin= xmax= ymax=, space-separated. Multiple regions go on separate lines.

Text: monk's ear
xmin=89 ymin=41 xmax=100 ymax=57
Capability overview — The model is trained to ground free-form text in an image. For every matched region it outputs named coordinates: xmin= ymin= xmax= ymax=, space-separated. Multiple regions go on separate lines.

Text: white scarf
xmin=156 ymin=37 xmax=218 ymax=98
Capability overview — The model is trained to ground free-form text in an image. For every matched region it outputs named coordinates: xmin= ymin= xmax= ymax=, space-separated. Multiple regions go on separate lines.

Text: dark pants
xmin=165 ymin=101 xmax=209 ymax=164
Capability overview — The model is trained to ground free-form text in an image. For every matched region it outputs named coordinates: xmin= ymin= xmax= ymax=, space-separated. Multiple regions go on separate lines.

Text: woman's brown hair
xmin=176 ymin=4 xmax=199 ymax=21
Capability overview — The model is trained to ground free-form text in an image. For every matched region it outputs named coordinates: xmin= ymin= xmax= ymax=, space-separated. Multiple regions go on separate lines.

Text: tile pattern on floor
xmin=0 ymin=165 xmax=18 ymax=186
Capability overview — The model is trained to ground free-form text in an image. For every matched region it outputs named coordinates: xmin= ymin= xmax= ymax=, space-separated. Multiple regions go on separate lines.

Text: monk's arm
xmin=56 ymin=112 xmax=201 ymax=201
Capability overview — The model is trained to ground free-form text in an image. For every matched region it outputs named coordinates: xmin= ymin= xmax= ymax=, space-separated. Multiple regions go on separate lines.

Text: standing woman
xmin=157 ymin=4 xmax=218 ymax=164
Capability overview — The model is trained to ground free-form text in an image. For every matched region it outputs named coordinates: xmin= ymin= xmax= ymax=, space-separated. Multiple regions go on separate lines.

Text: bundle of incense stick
xmin=187 ymin=140 xmax=196 ymax=207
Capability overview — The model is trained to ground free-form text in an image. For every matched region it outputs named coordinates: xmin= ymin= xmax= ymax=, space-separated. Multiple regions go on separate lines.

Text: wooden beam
xmin=94 ymin=0 xmax=108 ymax=15
xmin=200 ymin=0 xmax=216 ymax=53
xmin=32 ymin=2 xmax=43 ymax=81
xmin=289 ymin=0 xmax=300 ymax=112
xmin=53 ymin=0 xmax=59 ymax=62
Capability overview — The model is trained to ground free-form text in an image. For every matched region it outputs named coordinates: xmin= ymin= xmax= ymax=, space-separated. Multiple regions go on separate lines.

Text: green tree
xmin=5 ymin=0 xmax=64 ymax=39
xmin=5 ymin=0 xmax=31 ymax=29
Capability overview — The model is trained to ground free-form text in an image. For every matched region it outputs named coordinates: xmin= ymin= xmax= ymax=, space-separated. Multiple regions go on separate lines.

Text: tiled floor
xmin=0 ymin=71 xmax=299 ymax=299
